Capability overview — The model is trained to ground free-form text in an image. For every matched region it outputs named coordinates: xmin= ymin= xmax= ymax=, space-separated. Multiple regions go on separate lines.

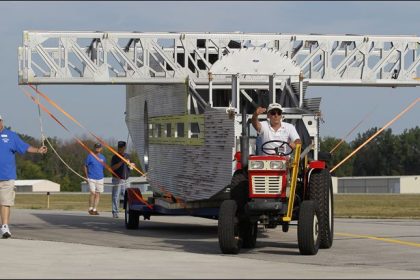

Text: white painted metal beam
xmin=18 ymin=31 xmax=420 ymax=87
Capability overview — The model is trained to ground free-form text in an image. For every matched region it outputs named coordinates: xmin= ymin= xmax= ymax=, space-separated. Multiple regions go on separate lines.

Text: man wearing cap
xmin=110 ymin=141 xmax=134 ymax=218
xmin=0 ymin=115 xmax=47 ymax=238
xmin=252 ymin=103 xmax=301 ymax=155
xmin=83 ymin=142 xmax=106 ymax=215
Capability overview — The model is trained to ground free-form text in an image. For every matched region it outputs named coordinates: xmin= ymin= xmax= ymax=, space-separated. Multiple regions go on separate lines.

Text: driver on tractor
xmin=251 ymin=103 xmax=301 ymax=155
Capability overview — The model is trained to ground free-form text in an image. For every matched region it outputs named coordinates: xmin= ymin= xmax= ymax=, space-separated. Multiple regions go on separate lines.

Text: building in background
xmin=332 ymin=176 xmax=419 ymax=194
xmin=15 ymin=180 xmax=60 ymax=192
xmin=15 ymin=180 xmax=60 ymax=193
xmin=81 ymin=177 xmax=152 ymax=195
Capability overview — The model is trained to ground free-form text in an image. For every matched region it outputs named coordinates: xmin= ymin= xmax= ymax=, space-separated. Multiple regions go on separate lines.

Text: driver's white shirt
xmin=259 ymin=121 xmax=300 ymax=154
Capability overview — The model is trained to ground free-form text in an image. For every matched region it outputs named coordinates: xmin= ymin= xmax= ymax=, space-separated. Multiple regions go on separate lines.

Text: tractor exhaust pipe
xmin=240 ymin=100 xmax=249 ymax=170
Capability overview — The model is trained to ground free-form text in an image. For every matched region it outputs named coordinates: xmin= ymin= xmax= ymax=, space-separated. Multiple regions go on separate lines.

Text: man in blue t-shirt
xmin=0 ymin=115 xmax=47 ymax=238
xmin=83 ymin=143 xmax=106 ymax=216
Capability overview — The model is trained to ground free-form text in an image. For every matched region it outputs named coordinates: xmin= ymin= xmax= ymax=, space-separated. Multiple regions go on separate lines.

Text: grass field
xmin=15 ymin=193 xmax=114 ymax=212
xmin=14 ymin=193 xmax=420 ymax=219
xmin=334 ymin=194 xmax=420 ymax=219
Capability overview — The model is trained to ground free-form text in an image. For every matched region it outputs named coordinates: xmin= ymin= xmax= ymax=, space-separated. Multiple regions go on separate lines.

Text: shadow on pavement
xmin=12 ymin=211 xmax=299 ymax=255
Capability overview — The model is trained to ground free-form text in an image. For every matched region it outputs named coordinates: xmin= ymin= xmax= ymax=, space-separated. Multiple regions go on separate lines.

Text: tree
xmin=398 ymin=126 xmax=420 ymax=175
xmin=320 ymin=136 xmax=353 ymax=176
xmin=351 ymin=128 xmax=402 ymax=176
xmin=352 ymin=128 xmax=381 ymax=176
xmin=16 ymin=159 xmax=46 ymax=179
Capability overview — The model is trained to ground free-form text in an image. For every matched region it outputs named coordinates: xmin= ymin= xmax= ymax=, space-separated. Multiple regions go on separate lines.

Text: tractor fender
xmin=307 ymin=161 xmax=326 ymax=185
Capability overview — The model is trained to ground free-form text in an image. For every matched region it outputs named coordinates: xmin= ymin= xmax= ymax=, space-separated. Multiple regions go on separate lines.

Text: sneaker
xmin=1 ymin=225 xmax=11 ymax=239
xmin=88 ymin=209 xmax=95 ymax=215
xmin=92 ymin=210 xmax=99 ymax=215
xmin=113 ymin=213 xmax=119 ymax=218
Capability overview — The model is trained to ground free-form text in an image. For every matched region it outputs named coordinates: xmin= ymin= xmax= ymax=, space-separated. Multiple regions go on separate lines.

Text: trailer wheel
xmin=297 ymin=200 xmax=320 ymax=255
xmin=308 ymin=169 xmax=334 ymax=249
xmin=218 ymin=200 xmax=242 ymax=254
xmin=124 ymin=191 xmax=140 ymax=230
xmin=240 ymin=220 xmax=258 ymax=249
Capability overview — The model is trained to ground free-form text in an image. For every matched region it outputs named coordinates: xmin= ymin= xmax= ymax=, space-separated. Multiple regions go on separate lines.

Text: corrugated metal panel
xmin=290 ymin=81 xmax=309 ymax=98
xmin=126 ymin=84 xmax=235 ymax=202
xmin=303 ymin=97 xmax=322 ymax=112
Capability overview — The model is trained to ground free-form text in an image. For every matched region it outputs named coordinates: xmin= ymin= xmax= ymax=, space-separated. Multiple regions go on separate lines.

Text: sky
xmin=0 ymin=1 xmax=419 ymax=144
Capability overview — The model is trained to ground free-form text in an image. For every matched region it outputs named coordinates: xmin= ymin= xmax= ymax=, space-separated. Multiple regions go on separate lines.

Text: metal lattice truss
xmin=18 ymin=31 xmax=420 ymax=87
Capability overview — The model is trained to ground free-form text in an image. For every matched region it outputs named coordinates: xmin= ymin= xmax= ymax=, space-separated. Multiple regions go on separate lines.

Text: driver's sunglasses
xmin=269 ymin=110 xmax=282 ymax=116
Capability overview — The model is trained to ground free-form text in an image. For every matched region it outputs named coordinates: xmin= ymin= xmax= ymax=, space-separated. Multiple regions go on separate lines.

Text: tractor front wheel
xmin=297 ymin=200 xmax=320 ymax=255
xmin=218 ymin=200 xmax=242 ymax=254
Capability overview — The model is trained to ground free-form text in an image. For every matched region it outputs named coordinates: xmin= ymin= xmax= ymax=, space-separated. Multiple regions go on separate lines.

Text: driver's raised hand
xmin=255 ymin=107 xmax=267 ymax=115
xmin=252 ymin=107 xmax=267 ymax=132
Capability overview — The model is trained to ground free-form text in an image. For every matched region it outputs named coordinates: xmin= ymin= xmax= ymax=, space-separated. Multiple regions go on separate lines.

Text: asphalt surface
xmin=1 ymin=209 xmax=420 ymax=279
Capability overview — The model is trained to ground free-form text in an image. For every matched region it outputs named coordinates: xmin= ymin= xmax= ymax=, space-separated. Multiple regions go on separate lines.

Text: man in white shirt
xmin=251 ymin=103 xmax=301 ymax=155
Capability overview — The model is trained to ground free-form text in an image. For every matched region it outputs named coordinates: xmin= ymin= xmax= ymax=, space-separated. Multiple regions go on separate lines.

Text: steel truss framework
xmin=18 ymin=31 xmax=420 ymax=87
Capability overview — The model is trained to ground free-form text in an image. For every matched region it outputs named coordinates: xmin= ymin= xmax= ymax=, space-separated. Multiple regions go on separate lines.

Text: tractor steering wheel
xmin=261 ymin=140 xmax=294 ymax=156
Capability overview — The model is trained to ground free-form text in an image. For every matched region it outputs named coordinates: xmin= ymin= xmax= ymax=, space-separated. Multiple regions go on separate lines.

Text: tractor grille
xmin=251 ymin=176 xmax=282 ymax=195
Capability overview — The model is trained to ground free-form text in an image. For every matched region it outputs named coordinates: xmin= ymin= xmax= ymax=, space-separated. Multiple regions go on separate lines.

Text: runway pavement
xmin=1 ymin=209 xmax=420 ymax=279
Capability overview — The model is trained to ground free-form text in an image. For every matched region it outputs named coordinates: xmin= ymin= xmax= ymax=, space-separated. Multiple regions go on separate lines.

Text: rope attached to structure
xmin=21 ymin=86 xmax=157 ymax=209
xmin=329 ymin=105 xmax=377 ymax=154
xmin=28 ymin=84 xmax=147 ymax=178
xmin=330 ymin=98 xmax=419 ymax=173
xmin=27 ymin=84 xmax=192 ymax=208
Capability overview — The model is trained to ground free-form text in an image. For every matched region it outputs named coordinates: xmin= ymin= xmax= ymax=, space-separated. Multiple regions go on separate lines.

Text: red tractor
xmin=218 ymin=136 xmax=333 ymax=255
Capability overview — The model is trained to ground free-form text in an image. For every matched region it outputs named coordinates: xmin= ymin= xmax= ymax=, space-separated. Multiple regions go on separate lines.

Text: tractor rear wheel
xmin=297 ymin=200 xmax=320 ymax=255
xmin=308 ymin=169 xmax=334 ymax=249
xmin=218 ymin=200 xmax=242 ymax=254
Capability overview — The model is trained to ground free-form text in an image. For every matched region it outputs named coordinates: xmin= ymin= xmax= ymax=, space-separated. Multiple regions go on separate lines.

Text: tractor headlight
xmin=270 ymin=160 xmax=285 ymax=170
xmin=249 ymin=160 xmax=264 ymax=170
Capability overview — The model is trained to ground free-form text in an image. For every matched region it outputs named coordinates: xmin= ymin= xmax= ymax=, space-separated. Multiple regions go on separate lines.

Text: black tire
xmin=124 ymin=195 xmax=140 ymax=230
xmin=229 ymin=171 xmax=249 ymax=212
xmin=308 ymin=169 xmax=334 ymax=249
xmin=282 ymin=223 xmax=289 ymax=233
xmin=230 ymin=170 xmax=248 ymax=186
xmin=125 ymin=209 xmax=140 ymax=229
xmin=297 ymin=200 xmax=320 ymax=255
xmin=240 ymin=220 xmax=258 ymax=249
xmin=218 ymin=200 xmax=241 ymax=254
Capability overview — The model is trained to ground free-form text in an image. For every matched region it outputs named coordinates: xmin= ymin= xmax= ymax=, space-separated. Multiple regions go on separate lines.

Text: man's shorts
xmin=0 ymin=180 xmax=16 ymax=206
xmin=88 ymin=178 xmax=104 ymax=193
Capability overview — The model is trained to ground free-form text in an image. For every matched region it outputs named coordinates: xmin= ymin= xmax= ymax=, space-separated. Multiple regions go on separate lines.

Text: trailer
xmin=18 ymin=31 xmax=420 ymax=254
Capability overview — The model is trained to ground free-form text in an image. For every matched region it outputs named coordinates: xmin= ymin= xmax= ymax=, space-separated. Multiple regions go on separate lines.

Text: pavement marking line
xmin=336 ymin=232 xmax=420 ymax=248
